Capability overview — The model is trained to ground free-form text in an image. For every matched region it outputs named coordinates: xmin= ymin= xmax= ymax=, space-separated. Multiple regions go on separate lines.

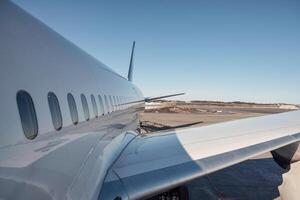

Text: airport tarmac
xmin=140 ymin=101 xmax=296 ymax=199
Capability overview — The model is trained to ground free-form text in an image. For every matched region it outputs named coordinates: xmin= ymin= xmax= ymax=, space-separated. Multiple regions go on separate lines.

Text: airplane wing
xmin=99 ymin=110 xmax=300 ymax=199
xmin=121 ymin=93 xmax=185 ymax=106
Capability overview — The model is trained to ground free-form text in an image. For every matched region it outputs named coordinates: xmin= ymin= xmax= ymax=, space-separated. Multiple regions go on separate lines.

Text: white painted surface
xmin=113 ymin=111 xmax=300 ymax=178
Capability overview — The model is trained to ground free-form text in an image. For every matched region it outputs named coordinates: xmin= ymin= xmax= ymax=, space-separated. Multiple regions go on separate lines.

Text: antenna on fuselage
xmin=127 ymin=41 xmax=135 ymax=82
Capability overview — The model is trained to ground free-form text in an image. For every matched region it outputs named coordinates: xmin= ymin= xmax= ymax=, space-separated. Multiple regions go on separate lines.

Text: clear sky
xmin=13 ymin=0 xmax=300 ymax=104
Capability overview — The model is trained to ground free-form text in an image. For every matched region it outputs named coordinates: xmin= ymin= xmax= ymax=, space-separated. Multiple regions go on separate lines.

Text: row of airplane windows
xmin=16 ymin=90 xmax=135 ymax=140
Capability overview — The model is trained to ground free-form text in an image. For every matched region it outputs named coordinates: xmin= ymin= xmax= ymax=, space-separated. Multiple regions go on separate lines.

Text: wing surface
xmin=100 ymin=111 xmax=300 ymax=199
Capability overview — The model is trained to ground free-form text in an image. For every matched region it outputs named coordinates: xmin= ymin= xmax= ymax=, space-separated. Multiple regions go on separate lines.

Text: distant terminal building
xmin=145 ymin=102 xmax=177 ymax=110
xmin=145 ymin=102 xmax=163 ymax=110
xmin=278 ymin=104 xmax=299 ymax=110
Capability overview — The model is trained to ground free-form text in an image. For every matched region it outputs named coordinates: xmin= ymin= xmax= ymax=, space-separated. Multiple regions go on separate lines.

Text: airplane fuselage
xmin=0 ymin=2 xmax=144 ymax=199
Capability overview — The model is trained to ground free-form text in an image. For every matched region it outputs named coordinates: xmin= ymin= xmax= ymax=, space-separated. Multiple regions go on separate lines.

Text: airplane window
xmin=116 ymin=96 xmax=120 ymax=110
xmin=109 ymin=96 xmax=114 ymax=112
xmin=81 ymin=94 xmax=90 ymax=121
xmin=112 ymin=96 xmax=115 ymax=111
xmin=67 ymin=93 xmax=78 ymax=125
xmin=91 ymin=94 xmax=98 ymax=118
xmin=114 ymin=96 xmax=116 ymax=111
xmin=109 ymin=97 xmax=112 ymax=112
xmin=119 ymin=96 xmax=121 ymax=110
xmin=106 ymin=95 xmax=110 ymax=112
xmin=121 ymin=96 xmax=124 ymax=109
xmin=48 ymin=92 xmax=63 ymax=131
xmin=118 ymin=96 xmax=121 ymax=109
xmin=120 ymin=96 xmax=123 ymax=110
xmin=98 ymin=95 xmax=104 ymax=115
xmin=113 ymin=96 xmax=117 ymax=111
xmin=104 ymin=95 xmax=110 ymax=113
xmin=16 ymin=90 xmax=38 ymax=140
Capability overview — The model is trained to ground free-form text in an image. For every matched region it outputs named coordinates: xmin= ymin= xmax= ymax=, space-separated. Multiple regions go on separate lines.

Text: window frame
xmin=104 ymin=95 xmax=110 ymax=113
xmin=113 ymin=96 xmax=117 ymax=111
xmin=91 ymin=94 xmax=98 ymax=118
xmin=98 ymin=95 xmax=105 ymax=115
xmin=109 ymin=96 xmax=114 ymax=112
xmin=81 ymin=94 xmax=90 ymax=121
xmin=16 ymin=90 xmax=38 ymax=140
xmin=47 ymin=92 xmax=63 ymax=131
xmin=67 ymin=93 xmax=79 ymax=125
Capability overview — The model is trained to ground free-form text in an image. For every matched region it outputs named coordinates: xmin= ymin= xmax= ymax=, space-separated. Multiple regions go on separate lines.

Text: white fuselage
xmin=0 ymin=1 xmax=144 ymax=147
xmin=0 ymin=2 xmax=144 ymax=199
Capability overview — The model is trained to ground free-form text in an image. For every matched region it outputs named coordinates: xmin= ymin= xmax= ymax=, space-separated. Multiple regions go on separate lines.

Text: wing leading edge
xmin=99 ymin=110 xmax=300 ymax=199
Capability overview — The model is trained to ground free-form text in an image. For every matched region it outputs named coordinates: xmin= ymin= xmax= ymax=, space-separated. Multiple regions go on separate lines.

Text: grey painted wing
xmin=100 ymin=111 xmax=300 ymax=199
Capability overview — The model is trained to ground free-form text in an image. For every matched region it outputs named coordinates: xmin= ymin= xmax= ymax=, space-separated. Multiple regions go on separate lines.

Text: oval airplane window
xmin=48 ymin=92 xmax=63 ymax=131
xmin=118 ymin=96 xmax=121 ymax=110
xmin=81 ymin=94 xmax=90 ymax=121
xmin=116 ymin=96 xmax=119 ymax=110
xmin=109 ymin=96 xmax=114 ymax=112
xmin=117 ymin=96 xmax=121 ymax=110
xmin=91 ymin=94 xmax=98 ymax=118
xmin=17 ymin=90 xmax=38 ymax=140
xmin=98 ymin=95 xmax=104 ymax=115
xmin=67 ymin=93 xmax=78 ymax=125
xmin=119 ymin=96 xmax=123 ymax=110
xmin=121 ymin=96 xmax=124 ymax=109
xmin=112 ymin=96 xmax=116 ymax=111
xmin=104 ymin=95 xmax=110 ymax=113
xmin=115 ymin=96 xmax=119 ymax=111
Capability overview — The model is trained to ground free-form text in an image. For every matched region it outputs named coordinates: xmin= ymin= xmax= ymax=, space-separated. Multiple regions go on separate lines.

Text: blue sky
xmin=14 ymin=0 xmax=300 ymax=104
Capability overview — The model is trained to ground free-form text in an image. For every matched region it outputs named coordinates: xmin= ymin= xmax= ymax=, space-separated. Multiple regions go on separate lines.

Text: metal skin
xmin=0 ymin=1 xmax=143 ymax=199
xmin=1 ymin=1 xmax=300 ymax=200
xmin=100 ymin=111 xmax=300 ymax=199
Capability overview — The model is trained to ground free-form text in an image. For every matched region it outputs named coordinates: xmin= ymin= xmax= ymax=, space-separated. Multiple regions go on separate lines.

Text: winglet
xmin=127 ymin=41 xmax=135 ymax=82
